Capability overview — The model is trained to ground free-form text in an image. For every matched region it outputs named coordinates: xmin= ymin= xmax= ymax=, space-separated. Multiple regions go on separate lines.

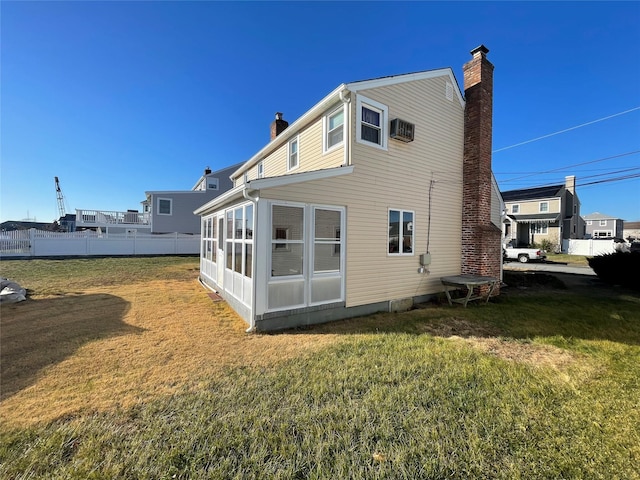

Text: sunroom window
xmin=271 ymin=205 xmax=304 ymax=276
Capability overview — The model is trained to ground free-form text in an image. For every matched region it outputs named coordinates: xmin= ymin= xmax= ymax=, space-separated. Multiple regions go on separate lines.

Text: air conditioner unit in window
xmin=389 ymin=118 xmax=415 ymax=143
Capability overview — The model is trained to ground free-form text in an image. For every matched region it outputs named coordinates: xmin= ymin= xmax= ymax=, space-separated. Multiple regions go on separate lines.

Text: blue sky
xmin=2 ymin=1 xmax=639 ymax=224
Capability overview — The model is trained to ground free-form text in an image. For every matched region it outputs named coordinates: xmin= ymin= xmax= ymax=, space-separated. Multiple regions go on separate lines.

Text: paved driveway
xmin=503 ymin=261 xmax=596 ymax=276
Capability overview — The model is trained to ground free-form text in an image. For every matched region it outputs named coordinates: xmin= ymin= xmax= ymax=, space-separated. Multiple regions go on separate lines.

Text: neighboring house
xmin=0 ymin=221 xmax=57 ymax=232
xmin=75 ymin=164 xmax=241 ymax=234
xmin=195 ymin=45 xmax=503 ymax=332
xmin=501 ymin=176 xmax=582 ymax=252
xmin=583 ymin=212 xmax=624 ymax=239
xmin=623 ymin=221 xmax=640 ymax=242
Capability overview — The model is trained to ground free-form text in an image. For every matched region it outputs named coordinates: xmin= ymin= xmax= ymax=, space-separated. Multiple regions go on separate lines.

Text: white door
xmin=217 ymin=217 xmax=225 ymax=289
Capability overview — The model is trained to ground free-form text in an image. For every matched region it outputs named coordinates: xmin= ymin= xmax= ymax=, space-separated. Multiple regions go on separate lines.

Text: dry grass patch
xmin=1 ymin=277 xmax=341 ymax=428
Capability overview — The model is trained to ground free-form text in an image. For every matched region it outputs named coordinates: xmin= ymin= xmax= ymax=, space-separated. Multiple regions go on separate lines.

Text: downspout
xmin=243 ymin=185 xmax=259 ymax=333
xmin=339 ymin=89 xmax=351 ymax=166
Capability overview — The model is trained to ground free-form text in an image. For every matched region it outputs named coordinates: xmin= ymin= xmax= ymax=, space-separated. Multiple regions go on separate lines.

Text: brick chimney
xmin=270 ymin=112 xmax=289 ymax=140
xmin=462 ymin=45 xmax=502 ymax=285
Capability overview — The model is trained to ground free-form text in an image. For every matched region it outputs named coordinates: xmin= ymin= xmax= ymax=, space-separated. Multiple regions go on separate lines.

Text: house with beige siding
xmin=501 ymin=176 xmax=583 ymax=252
xmin=196 ymin=45 xmax=503 ymax=331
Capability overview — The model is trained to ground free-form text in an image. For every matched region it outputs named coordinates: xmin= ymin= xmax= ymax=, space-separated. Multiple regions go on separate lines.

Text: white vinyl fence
xmin=0 ymin=229 xmax=200 ymax=257
xmin=562 ymin=238 xmax=626 ymax=256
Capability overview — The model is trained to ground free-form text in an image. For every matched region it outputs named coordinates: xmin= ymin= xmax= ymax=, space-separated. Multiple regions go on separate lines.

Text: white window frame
xmin=388 ymin=208 xmax=414 ymax=256
xmin=207 ymin=178 xmax=219 ymax=190
xmin=511 ymin=204 xmax=520 ymax=214
xmin=356 ymin=95 xmax=388 ymax=150
xmin=594 ymin=230 xmax=613 ymax=238
xmin=257 ymin=161 xmax=264 ymax=178
xmin=539 ymin=201 xmax=549 ymax=213
xmin=599 ymin=220 xmax=607 ymax=226
xmin=531 ymin=222 xmax=548 ymax=235
xmin=323 ymin=106 xmax=345 ymax=153
xmin=288 ymin=136 xmax=299 ymax=171
xmin=587 ymin=220 xmax=592 ymax=225
xmin=157 ymin=197 xmax=172 ymax=216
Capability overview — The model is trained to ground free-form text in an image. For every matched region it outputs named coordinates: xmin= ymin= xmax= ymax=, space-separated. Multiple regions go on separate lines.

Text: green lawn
xmin=1 ymin=257 xmax=639 ymax=479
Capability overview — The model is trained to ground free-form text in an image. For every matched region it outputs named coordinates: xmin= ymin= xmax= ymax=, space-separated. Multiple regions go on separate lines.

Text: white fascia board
xmin=194 ymin=185 xmax=245 ymax=215
xmin=146 ymin=190 xmax=210 ymax=195
xmin=231 ymin=84 xmax=348 ymax=179
xmin=248 ymin=165 xmax=354 ymax=190
xmin=346 ymin=68 xmax=464 ymax=107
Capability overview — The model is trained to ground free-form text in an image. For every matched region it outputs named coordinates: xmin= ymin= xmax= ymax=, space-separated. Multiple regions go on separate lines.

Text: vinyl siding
xmin=508 ymin=198 xmax=561 ymax=215
xmin=260 ymin=74 xmax=464 ymax=308
xmin=233 ymin=109 xmax=345 ymax=188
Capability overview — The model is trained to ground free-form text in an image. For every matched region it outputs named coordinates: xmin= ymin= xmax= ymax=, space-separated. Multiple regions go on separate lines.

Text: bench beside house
xmin=196 ymin=45 xmax=503 ymax=332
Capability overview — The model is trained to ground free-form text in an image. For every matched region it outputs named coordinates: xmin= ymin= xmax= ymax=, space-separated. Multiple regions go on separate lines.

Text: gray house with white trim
xmin=583 ymin=212 xmax=624 ymax=239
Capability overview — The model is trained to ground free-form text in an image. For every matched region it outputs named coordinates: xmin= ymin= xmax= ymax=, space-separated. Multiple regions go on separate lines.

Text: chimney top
xmin=204 ymin=166 xmax=211 ymax=175
xmin=270 ymin=112 xmax=289 ymax=140
xmin=470 ymin=45 xmax=489 ymax=58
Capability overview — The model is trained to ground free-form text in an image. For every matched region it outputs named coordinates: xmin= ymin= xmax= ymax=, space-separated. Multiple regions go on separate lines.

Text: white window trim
xmin=287 ymin=136 xmax=299 ymax=172
xmin=257 ymin=161 xmax=264 ymax=178
xmin=587 ymin=220 xmax=592 ymax=225
xmin=599 ymin=220 xmax=607 ymax=226
xmin=157 ymin=197 xmax=172 ymax=216
xmin=531 ymin=222 xmax=549 ymax=235
xmin=511 ymin=204 xmax=520 ymax=214
xmin=593 ymin=230 xmax=613 ymax=238
xmin=539 ymin=201 xmax=549 ymax=213
xmin=323 ymin=105 xmax=345 ymax=154
xmin=388 ymin=208 xmax=415 ymax=256
xmin=356 ymin=95 xmax=388 ymax=151
xmin=265 ymin=201 xmax=346 ymax=312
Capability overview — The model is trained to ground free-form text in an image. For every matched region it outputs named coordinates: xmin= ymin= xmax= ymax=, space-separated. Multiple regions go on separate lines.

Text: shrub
xmin=587 ymin=251 xmax=640 ymax=290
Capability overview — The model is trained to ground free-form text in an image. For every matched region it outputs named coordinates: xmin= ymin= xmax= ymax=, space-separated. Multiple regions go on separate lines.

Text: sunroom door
xmin=310 ymin=207 xmax=344 ymax=305
xmin=217 ymin=216 xmax=224 ymax=289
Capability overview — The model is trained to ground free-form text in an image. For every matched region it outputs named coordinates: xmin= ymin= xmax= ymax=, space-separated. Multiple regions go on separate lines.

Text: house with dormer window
xmin=196 ymin=46 xmax=503 ymax=331
xmin=501 ymin=176 xmax=583 ymax=252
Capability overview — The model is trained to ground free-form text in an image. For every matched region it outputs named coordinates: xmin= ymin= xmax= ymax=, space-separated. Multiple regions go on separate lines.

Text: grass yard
xmin=1 ymin=257 xmax=639 ymax=479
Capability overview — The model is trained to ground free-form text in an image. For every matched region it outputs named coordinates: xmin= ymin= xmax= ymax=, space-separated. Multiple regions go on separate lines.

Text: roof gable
xmin=501 ymin=184 xmax=563 ymax=202
xmin=346 ymin=68 xmax=464 ymax=107
xmin=583 ymin=212 xmax=620 ymax=220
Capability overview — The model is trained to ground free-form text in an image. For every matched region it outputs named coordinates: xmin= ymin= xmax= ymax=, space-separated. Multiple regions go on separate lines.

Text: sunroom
xmin=196 ymin=168 xmax=351 ymax=331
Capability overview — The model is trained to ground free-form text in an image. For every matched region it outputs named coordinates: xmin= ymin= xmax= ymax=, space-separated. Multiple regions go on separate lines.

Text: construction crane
xmin=54 ymin=176 xmax=66 ymax=219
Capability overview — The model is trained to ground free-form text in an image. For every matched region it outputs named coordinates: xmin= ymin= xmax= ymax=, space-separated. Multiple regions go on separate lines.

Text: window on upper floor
xmin=288 ymin=137 xmax=299 ymax=171
xmin=600 ymin=220 xmax=607 ymax=226
xmin=511 ymin=204 xmax=520 ymax=214
xmin=356 ymin=96 xmax=388 ymax=150
xmin=539 ymin=201 xmax=549 ymax=213
xmin=587 ymin=220 xmax=592 ymax=225
xmin=207 ymin=178 xmax=219 ymax=190
xmin=324 ymin=107 xmax=344 ymax=152
xmin=158 ymin=198 xmax=172 ymax=215
xmin=258 ymin=161 xmax=264 ymax=178
xmin=388 ymin=209 xmax=414 ymax=255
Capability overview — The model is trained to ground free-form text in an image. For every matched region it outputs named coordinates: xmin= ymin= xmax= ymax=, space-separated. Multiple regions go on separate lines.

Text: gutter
xmin=339 ymin=88 xmax=352 ymax=166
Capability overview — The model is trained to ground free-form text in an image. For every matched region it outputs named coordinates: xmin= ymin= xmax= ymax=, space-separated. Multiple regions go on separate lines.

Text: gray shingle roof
xmin=501 ymin=184 xmax=563 ymax=202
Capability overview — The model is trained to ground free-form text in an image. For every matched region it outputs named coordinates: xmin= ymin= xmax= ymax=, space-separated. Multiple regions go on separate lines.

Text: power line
xmin=498 ymin=150 xmax=640 ymax=184
xmin=493 ymin=106 xmax=640 ymax=153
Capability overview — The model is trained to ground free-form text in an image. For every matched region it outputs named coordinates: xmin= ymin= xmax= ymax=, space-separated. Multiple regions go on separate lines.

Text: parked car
xmin=503 ymin=246 xmax=547 ymax=263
